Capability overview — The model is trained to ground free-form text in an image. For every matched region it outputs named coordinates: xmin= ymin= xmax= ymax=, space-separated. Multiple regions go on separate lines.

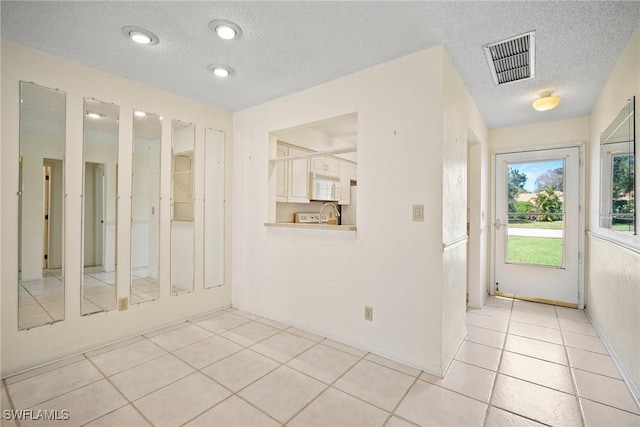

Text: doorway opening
xmin=493 ymin=146 xmax=583 ymax=307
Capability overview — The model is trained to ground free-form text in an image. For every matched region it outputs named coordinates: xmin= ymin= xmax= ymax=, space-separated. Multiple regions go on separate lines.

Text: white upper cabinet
xmin=276 ymin=142 xmax=310 ymax=203
xmin=288 ymin=146 xmax=310 ymax=203
xmin=311 ymin=155 xmax=339 ymax=175
xmin=338 ymin=160 xmax=353 ymax=205
xmin=275 ymin=143 xmax=288 ymax=202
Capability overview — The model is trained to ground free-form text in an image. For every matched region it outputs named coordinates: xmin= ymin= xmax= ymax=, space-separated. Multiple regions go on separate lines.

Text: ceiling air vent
xmin=483 ymin=31 xmax=535 ymax=85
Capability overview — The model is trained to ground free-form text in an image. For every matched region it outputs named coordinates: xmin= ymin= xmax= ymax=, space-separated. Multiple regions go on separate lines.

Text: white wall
xmin=232 ymin=46 xmax=486 ymax=374
xmin=489 ymin=117 xmax=590 ymax=152
xmin=441 ymin=51 xmax=488 ymax=365
xmin=1 ymin=40 xmax=233 ymax=375
xmin=586 ymin=26 xmax=640 ymax=401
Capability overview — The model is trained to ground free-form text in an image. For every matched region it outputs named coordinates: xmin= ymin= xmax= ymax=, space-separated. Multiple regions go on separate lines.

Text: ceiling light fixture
xmin=532 ymin=91 xmax=560 ymax=111
xmin=209 ymin=19 xmax=243 ymax=40
xmin=208 ymin=64 xmax=235 ymax=78
xmin=134 ymin=110 xmax=146 ymax=117
xmin=121 ymin=26 xmax=159 ymax=45
xmin=86 ymin=112 xmax=102 ymax=119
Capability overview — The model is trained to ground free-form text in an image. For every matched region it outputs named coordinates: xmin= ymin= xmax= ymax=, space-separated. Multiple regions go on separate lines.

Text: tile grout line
xmin=557 ymin=305 xmax=588 ymax=427
xmin=18 ymin=284 xmax=56 ymax=325
xmin=87 ymin=337 xmax=170 ymax=378
xmin=81 ymin=325 xmax=239 ymax=424
xmin=177 ymin=325 xmax=326 ymax=426
xmin=83 ymin=353 xmax=155 ymax=426
xmin=381 ymin=373 xmax=422 ymax=427
xmin=481 ymin=295 xmax=513 ymax=427
xmin=2 ymin=378 xmax=21 ymax=427
xmin=173 ymin=317 xmax=329 ymax=425
xmin=280 ymin=344 xmax=373 ymax=426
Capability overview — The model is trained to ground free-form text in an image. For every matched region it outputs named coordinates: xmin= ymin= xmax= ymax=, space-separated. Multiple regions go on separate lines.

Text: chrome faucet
xmin=319 ymin=202 xmax=340 ymax=224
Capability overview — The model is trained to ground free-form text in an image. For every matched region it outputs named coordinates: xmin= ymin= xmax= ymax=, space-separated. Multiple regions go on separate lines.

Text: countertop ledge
xmin=265 ymin=222 xmax=357 ymax=231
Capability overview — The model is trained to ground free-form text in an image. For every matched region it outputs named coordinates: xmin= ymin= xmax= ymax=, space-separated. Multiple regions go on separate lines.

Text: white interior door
xmin=494 ymin=147 xmax=581 ymax=306
xmin=95 ymin=164 xmax=105 ymax=268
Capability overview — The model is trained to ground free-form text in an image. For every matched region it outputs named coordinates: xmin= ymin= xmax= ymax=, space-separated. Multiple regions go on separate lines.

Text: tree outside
xmin=533 ymin=186 xmax=563 ymax=221
xmin=612 ymin=154 xmax=635 ymax=225
xmin=535 ymin=167 xmax=563 ymax=192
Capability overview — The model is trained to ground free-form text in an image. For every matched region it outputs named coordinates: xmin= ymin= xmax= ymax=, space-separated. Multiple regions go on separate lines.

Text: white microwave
xmin=310 ymin=173 xmax=340 ymax=201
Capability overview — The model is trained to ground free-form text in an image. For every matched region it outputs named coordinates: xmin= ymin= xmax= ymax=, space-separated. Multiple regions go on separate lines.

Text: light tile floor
xmin=2 ymin=297 xmax=639 ymax=426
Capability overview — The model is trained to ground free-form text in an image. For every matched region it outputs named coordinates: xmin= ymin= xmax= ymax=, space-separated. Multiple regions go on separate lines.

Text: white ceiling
xmin=2 ymin=1 xmax=639 ymax=129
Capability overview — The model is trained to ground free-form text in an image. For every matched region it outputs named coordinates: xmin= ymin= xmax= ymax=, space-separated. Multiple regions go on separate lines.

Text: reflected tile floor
xmin=19 ymin=269 xmax=158 ymax=327
xmin=18 ymin=267 xmax=121 ymax=329
xmin=3 ymin=298 xmax=639 ymax=426
xmin=18 ymin=269 xmax=65 ymax=329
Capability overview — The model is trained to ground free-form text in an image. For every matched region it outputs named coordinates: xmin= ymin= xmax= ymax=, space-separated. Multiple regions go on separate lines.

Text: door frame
xmin=490 ymin=142 xmax=586 ymax=309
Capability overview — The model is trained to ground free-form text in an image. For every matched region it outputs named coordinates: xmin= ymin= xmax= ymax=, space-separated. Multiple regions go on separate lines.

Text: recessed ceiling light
xmin=134 ymin=110 xmax=146 ymax=117
xmin=213 ymin=67 xmax=230 ymax=77
xmin=86 ymin=112 xmax=102 ymax=119
xmin=532 ymin=91 xmax=560 ymax=111
xmin=209 ymin=19 xmax=243 ymax=40
xmin=208 ymin=64 xmax=235 ymax=78
xmin=121 ymin=26 xmax=159 ymax=45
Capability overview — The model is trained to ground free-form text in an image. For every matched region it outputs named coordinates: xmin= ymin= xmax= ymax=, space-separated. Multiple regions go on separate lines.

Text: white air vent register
xmin=483 ymin=31 xmax=535 ymax=85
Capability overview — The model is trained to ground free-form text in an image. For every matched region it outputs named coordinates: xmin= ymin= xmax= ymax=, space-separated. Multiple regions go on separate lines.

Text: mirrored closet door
xmin=204 ymin=129 xmax=225 ymax=288
xmin=18 ymin=82 xmax=66 ymax=330
xmin=131 ymin=110 xmax=162 ymax=303
xmin=170 ymin=120 xmax=195 ymax=294
xmin=81 ymin=98 xmax=119 ymax=315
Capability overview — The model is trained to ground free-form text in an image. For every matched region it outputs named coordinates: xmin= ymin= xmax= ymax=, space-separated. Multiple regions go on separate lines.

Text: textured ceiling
xmin=2 ymin=1 xmax=639 ymax=129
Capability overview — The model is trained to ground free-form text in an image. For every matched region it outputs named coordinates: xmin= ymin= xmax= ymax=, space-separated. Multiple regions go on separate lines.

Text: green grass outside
xmin=508 ymin=220 xmax=563 ymax=230
xmin=511 ymin=220 xmax=634 ymax=232
xmin=507 ymin=236 xmax=563 ymax=267
xmin=612 ymin=222 xmax=635 ymax=232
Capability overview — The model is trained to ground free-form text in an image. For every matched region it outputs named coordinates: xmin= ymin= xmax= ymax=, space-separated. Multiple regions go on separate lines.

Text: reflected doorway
xmin=84 ymin=162 xmax=105 ymax=269
xmin=42 ymin=164 xmax=51 ymax=269
xmin=19 ymin=158 xmax=64 ymax=329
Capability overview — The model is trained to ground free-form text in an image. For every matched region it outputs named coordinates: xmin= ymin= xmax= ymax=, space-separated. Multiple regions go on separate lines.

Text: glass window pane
xmin=506 ymin=160 xmax=565 ymax=268
xmin=611 ymin=153 xmax=635 ymax=233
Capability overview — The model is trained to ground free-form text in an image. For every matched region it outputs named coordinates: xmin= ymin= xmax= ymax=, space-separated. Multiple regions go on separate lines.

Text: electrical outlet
xmin=413 ymin=204 xmax=424 ymax=222
xmin=364 ymin=306 xmax=373 ymax=321
xmin=118 ymin=297 xmax=128 ymax=311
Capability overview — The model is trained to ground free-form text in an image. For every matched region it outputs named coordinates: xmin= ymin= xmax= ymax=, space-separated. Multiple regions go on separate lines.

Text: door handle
xmin=494 ymin=218 xmax=502 ymax=230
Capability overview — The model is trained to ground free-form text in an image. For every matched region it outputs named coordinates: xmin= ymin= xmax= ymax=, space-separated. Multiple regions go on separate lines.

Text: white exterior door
xmin=494 ymin=147 xmax=581 ymax=306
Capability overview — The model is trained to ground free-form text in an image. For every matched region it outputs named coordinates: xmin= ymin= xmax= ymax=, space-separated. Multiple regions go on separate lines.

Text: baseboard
xmin=1 ymin=304 xmax=232 ymax=379
xmin=232 ymin=303 xmax=444 ymax=376
xmin=585 ymin=308 xmax=640 ymax=411
xmin=441 ymin=326 xmax=467 ymax=377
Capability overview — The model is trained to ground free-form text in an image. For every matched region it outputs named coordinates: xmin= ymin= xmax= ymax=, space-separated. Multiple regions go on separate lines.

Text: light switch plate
xmin=413 ymin=205 xmax=424 ymax=222
xmin=364 ymin=306 xmax=373 ymax=321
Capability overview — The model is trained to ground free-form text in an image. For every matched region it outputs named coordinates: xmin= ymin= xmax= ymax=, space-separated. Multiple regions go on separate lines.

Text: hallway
xmin=2 ymin=297 xmax=638 ymax=426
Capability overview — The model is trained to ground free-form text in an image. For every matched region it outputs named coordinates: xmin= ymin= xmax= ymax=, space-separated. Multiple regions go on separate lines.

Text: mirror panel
xmin=204 ymin=129 xmax=225 ymax=288
xmin=82 ymin=98 xmax=119 ymax=315
xmin=18 ymin=82 xmax=66 ymax=330
xmin=171 ymin=120 xmax=195 ymax=294
xmin=131 ymin=111 xmax=162 ymax=303
xmin=600 ymin=97 xmax=636 ymax=234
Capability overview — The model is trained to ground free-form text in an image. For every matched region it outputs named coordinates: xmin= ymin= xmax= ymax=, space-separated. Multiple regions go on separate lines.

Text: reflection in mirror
xmin=204 ymin=129 xmax=225 ymax=288
xmin=171 ymin=120 xmax=195 ymax=294
xmin=18 ymin=82 xmax=66 ymax=330
xmin=600 ymin=97 xmax=635 ymax=234
xmin=82 ymin=98 xmax=119 ymax=315
xmin=131 ymin=111 xmax=161 ymax=303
